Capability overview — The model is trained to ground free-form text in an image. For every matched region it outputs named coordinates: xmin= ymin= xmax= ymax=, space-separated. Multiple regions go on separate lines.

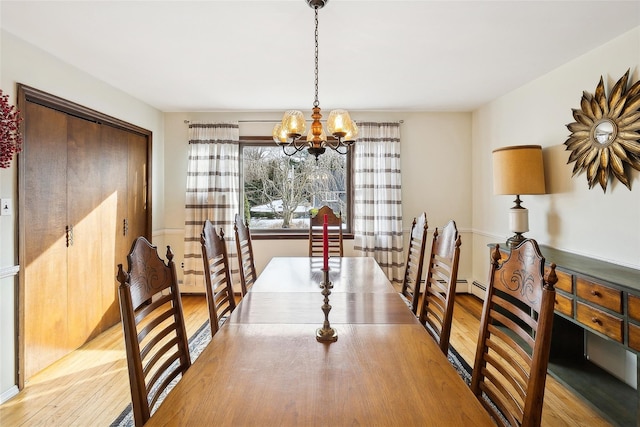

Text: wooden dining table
xmin=146 ymin=256 xmax=493 ymax=426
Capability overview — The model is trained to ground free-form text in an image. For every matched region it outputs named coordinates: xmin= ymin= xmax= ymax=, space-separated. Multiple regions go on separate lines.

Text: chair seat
xmin=218 ymin=313 xmax=231 ymax=328
xmin=399 ymin=292 xmax=413 ymax=310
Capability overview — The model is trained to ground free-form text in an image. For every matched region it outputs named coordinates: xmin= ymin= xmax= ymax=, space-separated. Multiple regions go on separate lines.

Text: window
xmin=239 ymin=137 xmax=351 ymax=236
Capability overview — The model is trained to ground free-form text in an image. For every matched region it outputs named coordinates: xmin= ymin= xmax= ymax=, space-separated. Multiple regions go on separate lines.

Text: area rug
xmin=112 ymin=323 xmax=503 ymax=426
xmin=449 ymin=345 xmax=509 ymax=426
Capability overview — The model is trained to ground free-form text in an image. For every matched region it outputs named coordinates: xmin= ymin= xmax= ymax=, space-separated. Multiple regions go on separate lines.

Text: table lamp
xmin=492 ymin=145 xmax=546 ymax=248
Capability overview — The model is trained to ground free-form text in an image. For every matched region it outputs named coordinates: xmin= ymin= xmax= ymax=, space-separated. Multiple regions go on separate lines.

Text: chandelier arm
xmin=330 ymin=145 xmax=349 ymax=155
xmin=324 ymin=138 xmax=339 ymax=150
xmin=281 ymin=141 xmax=307 ymax=157
xmin=326 ymin=138 xmax=349 ymax=155
xmin=292 ymin=137 xmax=309 ymax=149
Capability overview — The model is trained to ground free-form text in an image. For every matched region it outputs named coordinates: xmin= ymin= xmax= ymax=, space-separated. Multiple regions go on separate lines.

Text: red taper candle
xmin=323 ymin=214 xmax=329 ymax=271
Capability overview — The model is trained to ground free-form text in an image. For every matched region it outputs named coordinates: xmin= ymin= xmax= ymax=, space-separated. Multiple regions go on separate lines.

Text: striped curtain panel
xmin=353 ymin=122 xmax=404 ymax=285
xmin=183 ymin=122 xmax=240 ymax=289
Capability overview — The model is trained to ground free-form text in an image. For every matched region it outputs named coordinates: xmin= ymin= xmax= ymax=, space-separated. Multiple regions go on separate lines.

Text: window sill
xmin=251 ymin=232 xmax=354 ymax=241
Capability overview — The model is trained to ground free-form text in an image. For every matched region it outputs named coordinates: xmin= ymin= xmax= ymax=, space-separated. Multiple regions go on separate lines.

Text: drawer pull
xmin=590 ymin=290 xmax=601 ymax=297
xmin=591 ymin=317 xmax=602 ymax=325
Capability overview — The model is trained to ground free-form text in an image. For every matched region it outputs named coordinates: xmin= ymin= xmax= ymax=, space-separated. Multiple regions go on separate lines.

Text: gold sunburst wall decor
xmin=564 ymin=69 xmax=640 ymax=191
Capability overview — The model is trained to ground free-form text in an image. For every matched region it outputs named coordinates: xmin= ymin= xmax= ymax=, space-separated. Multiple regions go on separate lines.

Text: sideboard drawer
xmin=629 ymin=295 xmax=640 ymax=322
xmin=629 ymin=323 xmax=640 ymax=352
xmin=555 ymin=293 xmax=574 ymax=317
xmin=576 ymin=278 xmax=622 ymax=313
xmin=576 ymin=302 xmax=623 ymax=343
xmin=554 ymin=269 xmax=573 ymax=293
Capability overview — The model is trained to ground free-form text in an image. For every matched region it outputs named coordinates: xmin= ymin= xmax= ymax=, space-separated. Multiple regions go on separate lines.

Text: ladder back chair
xmin=201 ymin=220 xmax=236 ymax=336
xmin=308 ymin=205 xmax=343 ymax=257
xmin=400 ymin=212 xmax=428 ymax=315
xmin=418 ymin=220 xmax=462 ymax=354
xmin=234 ymin=213 xmax=257 ymax=296
xmin=117 ymin=237 xmax=191 ymax=427
xmin=471 ymin=239 xmax=557 ymax=427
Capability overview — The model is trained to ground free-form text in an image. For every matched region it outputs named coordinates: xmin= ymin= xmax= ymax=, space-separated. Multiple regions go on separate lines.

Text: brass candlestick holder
xmin=316 ymin=268 xmax=337 ymax=342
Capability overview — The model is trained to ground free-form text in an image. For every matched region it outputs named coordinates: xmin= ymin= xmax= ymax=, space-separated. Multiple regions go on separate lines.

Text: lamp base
xmin=506 ymin=233 xmax=526 ymax=248
xmin=507 ymin=197 xmax=529 ymax=249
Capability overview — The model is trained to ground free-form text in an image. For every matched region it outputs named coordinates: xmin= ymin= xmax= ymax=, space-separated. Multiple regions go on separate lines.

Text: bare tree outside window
xmin=241 ymin=143 xmax=348 ymax=231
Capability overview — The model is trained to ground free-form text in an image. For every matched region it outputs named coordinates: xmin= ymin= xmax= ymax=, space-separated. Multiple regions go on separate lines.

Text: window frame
xmin=239 ymin=136 xmax=353 ymax=240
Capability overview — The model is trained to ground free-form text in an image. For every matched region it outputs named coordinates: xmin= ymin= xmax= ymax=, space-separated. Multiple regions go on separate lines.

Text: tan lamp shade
xmin=492 ymin=145 xmax=546 ymax=195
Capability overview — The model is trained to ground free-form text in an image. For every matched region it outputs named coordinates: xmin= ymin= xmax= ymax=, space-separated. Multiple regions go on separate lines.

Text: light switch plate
xmin=1 ymin=198 xmax=12 ymax=216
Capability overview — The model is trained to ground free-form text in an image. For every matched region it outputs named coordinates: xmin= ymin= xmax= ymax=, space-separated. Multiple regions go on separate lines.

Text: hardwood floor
xmin=0 ymin=294 xmax=612 ymax=426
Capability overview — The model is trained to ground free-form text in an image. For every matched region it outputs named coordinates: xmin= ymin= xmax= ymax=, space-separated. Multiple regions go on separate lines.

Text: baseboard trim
xmin=0 ymin=385 xmax=19 ymax=404
xmin=0 ymin=265 xmax=20 ymax=280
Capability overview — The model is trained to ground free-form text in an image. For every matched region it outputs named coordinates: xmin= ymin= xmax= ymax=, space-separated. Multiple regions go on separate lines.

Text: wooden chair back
xmin=470 ymin=239 xmax=557 ymax=427
xmin=201 ymin=220 xmax=236 ymax=336
xmin=308 ymin=205 xmax=343 ymax=257
xmin=234 ymin=213 xmax=257 ymax=296
xmin=116 ymin=237 xmax=191 ymax=427
xmin=418 ymin=220 xmax=461 ymax=353
xmin=399 ymin=212 xmax=428 ymax=314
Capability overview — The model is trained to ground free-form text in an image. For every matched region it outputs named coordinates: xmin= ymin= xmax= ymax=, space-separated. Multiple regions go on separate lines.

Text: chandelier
xmin=272 ymin=0 xmax=358 ymax=161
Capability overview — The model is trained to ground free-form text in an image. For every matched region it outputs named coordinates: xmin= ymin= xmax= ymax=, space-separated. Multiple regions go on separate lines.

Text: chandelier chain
xmin=313 ymin=7 xmax=319 ymax=108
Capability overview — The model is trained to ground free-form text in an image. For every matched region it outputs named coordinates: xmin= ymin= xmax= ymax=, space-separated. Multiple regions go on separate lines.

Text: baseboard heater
xmin=472 ymin=280 xmax=486 ymax=292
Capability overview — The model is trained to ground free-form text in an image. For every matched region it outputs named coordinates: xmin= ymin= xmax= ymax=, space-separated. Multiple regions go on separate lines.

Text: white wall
xmin=471 ymin=26 xmax=640 ymax=386
xmin=160 ymin=111 xmax=473 ymax=293
xmin=0 ymin=30 xmax=165 ymax=401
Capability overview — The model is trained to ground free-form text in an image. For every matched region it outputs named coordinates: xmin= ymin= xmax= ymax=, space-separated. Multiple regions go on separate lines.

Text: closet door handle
xmin=66 ymin=225 xmax=74 ymax=247
xmin=123 ymin=218 xmax=129 ymax=236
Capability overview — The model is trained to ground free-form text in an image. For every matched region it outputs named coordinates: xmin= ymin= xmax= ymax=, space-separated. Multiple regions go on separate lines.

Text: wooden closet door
xmin=100 ymin=125 xmax=130 ymax=329
xmin=99 ymin=126 xmax=149 ymax=329
xmin=23 ymin=102 xmax=70 ymax=379
xmin=127 ymin=131 xmax=149 ymax=241
xmin=66 ymin=116 xmax=104 ymax=346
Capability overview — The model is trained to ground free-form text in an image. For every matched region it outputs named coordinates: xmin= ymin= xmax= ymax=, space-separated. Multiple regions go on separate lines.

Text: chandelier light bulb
xmin=272 ymin=123 xmax=289 ymax=144
xmin=344 ymin=120 xmax=358 ymax=142
xmin=327 ymin=109 xmax=352 ymax=137
xmin=282 ymin=110 xmax=306 ymax=138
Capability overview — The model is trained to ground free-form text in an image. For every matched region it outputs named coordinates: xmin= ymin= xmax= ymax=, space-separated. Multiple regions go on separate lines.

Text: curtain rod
xmin=184 ymin=119 xmax=280 ymax=124
xmin=184 ymin=119 xmax=404 ymax=124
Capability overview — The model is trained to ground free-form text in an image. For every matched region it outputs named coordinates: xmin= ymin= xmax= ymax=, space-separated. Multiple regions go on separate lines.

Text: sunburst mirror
xmin=564 ymin=69 xmax=640 ymax=191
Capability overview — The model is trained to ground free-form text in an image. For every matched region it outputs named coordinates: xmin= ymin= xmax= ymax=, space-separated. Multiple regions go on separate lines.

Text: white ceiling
xmin=2 ymin=1 xmax=639 ymax=113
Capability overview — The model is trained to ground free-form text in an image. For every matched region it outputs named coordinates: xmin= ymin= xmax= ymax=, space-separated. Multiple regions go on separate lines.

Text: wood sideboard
xmin=489 ymin=243 xmax=640 ymax=427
